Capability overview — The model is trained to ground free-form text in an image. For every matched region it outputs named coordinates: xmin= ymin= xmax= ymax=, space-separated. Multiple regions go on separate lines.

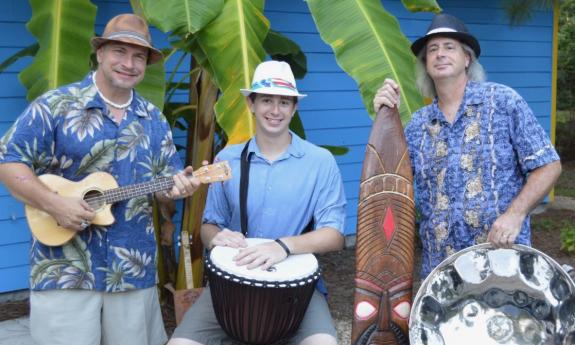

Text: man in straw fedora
xmin=373 ymin=13 xmax=561 ymax=279
xmin=168 ymin=60 xmax=346 ymax=345
xmin=0 ymin=13 xmax=201 ymax=345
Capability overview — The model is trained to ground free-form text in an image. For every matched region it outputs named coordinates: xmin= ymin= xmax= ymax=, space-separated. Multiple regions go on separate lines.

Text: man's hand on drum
xmin=234 ymin=242 xmax=288 ymax=271
xmin=209 ymin=228 xmax=248 ymax=249
xmin=373 ymin=78 xmax=401 ymax=112
xmin=487 ymin=210 xmax=524 ymax=248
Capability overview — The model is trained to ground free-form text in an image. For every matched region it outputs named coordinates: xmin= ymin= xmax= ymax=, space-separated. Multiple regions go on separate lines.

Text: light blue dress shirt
xmin=203 ymin=132 xmax=346 ymax=239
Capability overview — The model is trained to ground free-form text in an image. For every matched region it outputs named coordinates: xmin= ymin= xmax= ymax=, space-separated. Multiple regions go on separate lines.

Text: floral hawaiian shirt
xmin=405 ymin=81 xmax=560 ymax=279
xmin=0 ymin=73 xmax=182 ymax=292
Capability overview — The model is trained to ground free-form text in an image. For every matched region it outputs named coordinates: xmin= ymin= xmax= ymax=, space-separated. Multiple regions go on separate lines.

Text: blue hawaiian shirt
xmin=0 ymin=73 xmax=182 ymax=292
xmin=405 ymin=81 xmax=560 ymax=279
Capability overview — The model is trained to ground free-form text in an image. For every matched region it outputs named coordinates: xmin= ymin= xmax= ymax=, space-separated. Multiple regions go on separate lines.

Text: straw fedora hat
xmin=240 ymin=61 xmax=307 ymax=99
xmin=91 ymin=13 xmax=163 ymax=65
xmin=411 ymin=13 xmax=481 ymax=58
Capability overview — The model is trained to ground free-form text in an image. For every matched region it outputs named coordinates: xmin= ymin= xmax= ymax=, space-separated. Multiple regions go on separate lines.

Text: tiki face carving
xmin=352 ymin=106 xmax=416 ymax=345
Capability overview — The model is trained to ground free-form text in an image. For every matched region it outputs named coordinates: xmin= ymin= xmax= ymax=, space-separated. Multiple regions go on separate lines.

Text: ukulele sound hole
xmin=84 ymin=190 xmax=105 ymax=211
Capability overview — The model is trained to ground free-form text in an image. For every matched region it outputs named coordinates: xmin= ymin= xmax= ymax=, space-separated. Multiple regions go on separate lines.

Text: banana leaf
xmin=20 ymin=0 xmax=96 ymax=101
xmin=195 ymin=0 xmax=270 ymax=144
xmin=135 ymin=58 xmax=166 ymax=109
xmin=0 ymin=44 xmax=38 ymax=73
xmin=138 ymin=0 xmax=224 ymax=35
xmin=306 ymin=0 xmax=424 ymax=123
xmin=401 ymin=0 xmax=442 ymax=13
xmin=264 ymin=30 xmax=307 ymax=79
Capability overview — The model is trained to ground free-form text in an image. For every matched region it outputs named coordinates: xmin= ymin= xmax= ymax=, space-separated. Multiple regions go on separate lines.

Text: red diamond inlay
xmin=382 ymin=207 xmax=396 ymax=241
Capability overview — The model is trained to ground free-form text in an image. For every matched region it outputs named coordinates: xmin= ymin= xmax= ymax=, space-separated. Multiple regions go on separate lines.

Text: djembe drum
xmin=206 ymin=238 xmax=320 ymax=345
xmin=409 ymin=244 xmax=575 ymax=344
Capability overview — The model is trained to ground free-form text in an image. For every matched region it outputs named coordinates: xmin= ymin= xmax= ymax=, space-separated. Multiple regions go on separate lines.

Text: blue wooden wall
xmin=0 ymin=0 xmax=555 ymax=293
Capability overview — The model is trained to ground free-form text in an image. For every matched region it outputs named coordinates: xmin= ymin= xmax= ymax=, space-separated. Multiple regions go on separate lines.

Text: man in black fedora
xmin=0 ymin=13 xmax=201 ymax=345
xmin=373 ymin=13 xmax=561 ymax=279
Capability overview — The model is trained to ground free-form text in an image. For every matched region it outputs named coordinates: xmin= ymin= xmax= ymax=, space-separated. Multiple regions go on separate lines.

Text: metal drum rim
xmin=409 ymin=243 xmax=575 ymax=344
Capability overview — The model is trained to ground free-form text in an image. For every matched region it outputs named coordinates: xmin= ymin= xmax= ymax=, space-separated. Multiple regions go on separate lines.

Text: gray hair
xmin=415 ymin=42 xmax=486 ymax=99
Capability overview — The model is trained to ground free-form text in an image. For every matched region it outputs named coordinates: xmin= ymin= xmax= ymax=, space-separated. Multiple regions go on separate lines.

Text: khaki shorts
xmin=30 ymin=287 xmax=167 ymax=345
xmin=171 ymin=287 xmax=336 ymax=345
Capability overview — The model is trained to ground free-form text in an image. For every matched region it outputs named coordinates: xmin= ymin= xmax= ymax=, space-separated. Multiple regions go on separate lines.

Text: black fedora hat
xmin=411 ymin=13 xmax=481 ymax=58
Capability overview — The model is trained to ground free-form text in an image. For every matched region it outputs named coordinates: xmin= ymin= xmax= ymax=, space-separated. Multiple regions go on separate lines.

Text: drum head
xmin=209 ymin=238 xmax=319 ymax=282
xmin=409 ymin=244 xmax=575 ymax=345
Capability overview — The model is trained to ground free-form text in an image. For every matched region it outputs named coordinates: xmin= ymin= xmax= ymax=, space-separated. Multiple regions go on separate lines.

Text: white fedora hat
xmin=240 ymin=60 xmax=307 ymax=99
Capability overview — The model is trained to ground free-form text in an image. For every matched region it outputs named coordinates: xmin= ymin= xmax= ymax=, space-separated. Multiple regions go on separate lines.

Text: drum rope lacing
xmin=205 ymin=257 xmax=321 ymax=288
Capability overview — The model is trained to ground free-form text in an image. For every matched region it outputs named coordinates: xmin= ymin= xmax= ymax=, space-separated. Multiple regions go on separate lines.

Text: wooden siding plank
xmin=0 ymin=73 xmax=29 ymax=98
xmin=0 ymin=242 xmax=28 ymax=269
xmin=0 ymin=0 xmax=32 ymax=23
xmin=0 ymin=195 xmax=24 ymax=220
xmin=300 ymin=109 xmax=372 ymax=130
xmin=0 ymin=22 xmax=34 ymax=47
xmin=0 ymin=218 xmax=30 ymax=245
xmin=0 ymin=265 xmax=29 ymax=293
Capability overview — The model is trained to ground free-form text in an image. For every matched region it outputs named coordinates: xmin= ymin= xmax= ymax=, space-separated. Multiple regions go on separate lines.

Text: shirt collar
xmin=428 ymin=80 xmax=485 ymax=124
xmin=248 ymin=131 xmax=306 ymax=160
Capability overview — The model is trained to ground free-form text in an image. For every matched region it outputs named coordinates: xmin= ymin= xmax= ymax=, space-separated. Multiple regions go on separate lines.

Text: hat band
xmin=426 ymin=27 xmax=458 ymax=35
xmin=251 ymin=78 xmax=297 ymax=93
xmin=105 ymin=31 xmax=150 ymax=46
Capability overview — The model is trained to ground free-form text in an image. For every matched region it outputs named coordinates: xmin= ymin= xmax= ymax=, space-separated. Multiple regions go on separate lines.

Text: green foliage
xmin=0 ymin=44 xmax=38 ymax=73
xmin=196 ymin=0 xmax=269 ymax=145
xmin=263 ymin=30 xmax=307 ymax=79
xmin=558 ymin=0 xmax=575 ymax=112
xmin=400 ymin=0 xmax=441 ymax=13
xmin=20 ymin=0 xmax=96 ymax=101
xmin=138 ymin=0 xmax=223 ymax=34
xmin=134 ymin=59 xmax=166 ymax=109
xmin=555 ymin=162 xmax=575 ymax=197
xmin=306 ymin=0 xmax=424 ymax=124
xmin=503 ymin=0 xmax=556 ymax=25
xmin=560 ymin=222 xmax=575 ymax=253
xmin=532 ymin=218 xmax=555 ymax=232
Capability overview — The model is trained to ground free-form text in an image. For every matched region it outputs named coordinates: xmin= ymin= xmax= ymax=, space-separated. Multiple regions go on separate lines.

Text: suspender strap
xmin=240 ymin=140 xmax=252 ymax=236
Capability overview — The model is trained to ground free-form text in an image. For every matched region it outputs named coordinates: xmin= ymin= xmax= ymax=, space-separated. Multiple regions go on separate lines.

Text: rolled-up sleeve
xmin=507 ymin=89 xmax=560 ymax=174
xmin=313 ymin=155 xmax=346 ymax=234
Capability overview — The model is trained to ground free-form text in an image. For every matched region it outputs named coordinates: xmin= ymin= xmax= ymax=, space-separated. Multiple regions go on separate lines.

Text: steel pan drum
xmin=409 ymin=244 xmax=575 ymax=344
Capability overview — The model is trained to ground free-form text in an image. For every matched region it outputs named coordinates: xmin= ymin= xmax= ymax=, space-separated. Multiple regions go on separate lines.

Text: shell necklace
xmin=92 ymin=72 xmax=133 ymax=110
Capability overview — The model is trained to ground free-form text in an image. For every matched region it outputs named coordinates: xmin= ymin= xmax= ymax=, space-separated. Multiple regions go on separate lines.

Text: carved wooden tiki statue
xmin=351 ymin=106 xmax=416 ymax=345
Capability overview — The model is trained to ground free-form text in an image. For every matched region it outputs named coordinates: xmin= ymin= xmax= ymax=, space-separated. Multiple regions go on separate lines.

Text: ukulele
xmin=25 ymin=161 xmax=231 ymax=246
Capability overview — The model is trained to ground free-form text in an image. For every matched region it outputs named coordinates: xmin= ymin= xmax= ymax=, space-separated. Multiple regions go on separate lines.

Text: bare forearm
xmin=280 ymin=227 xmax=345 ymax=255
xmin=507 ymin=160 xmax=562 ymax=217
xmin=0 ymin=163 xmax=59 ymax=212
xmin=201 ymin=223 xmax=222 ymax=249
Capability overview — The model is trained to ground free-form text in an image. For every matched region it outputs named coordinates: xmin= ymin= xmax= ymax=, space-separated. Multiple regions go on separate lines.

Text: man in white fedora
xmin=0 ymin=13 xmax=201 ymax=345
xmin=169 ymin=60 xmax=346 ymax=345
xmin=373 ymin=13 xmax=561 ymax=279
